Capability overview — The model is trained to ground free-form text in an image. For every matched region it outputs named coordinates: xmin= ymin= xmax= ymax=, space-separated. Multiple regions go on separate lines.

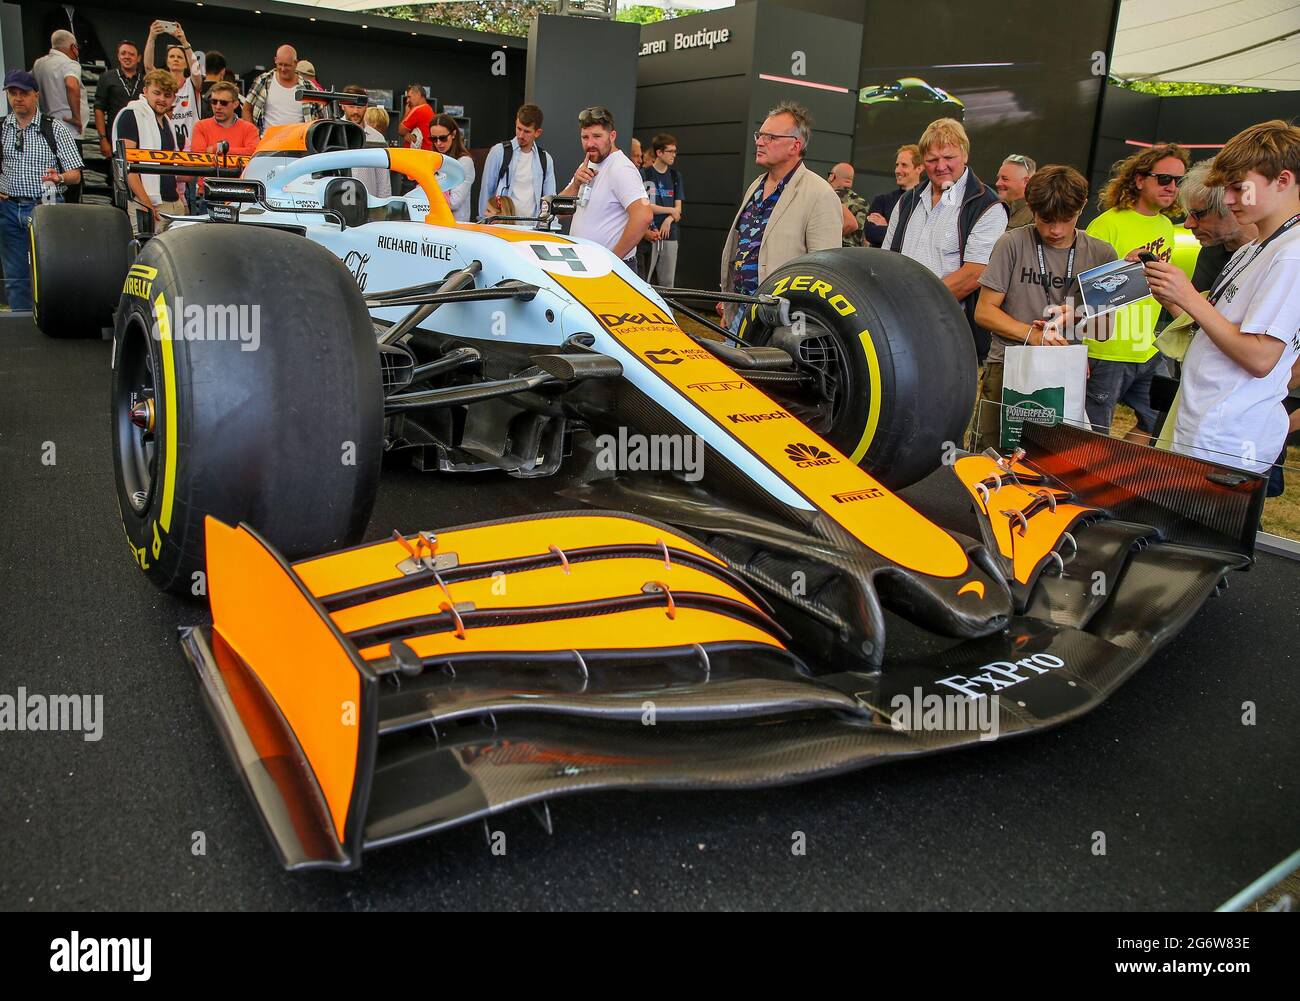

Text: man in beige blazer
xmin=719 ymin=100 xmax=843 ymax=329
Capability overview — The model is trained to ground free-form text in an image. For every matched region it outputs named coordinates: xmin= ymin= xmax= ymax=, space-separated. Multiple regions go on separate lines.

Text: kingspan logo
xmin=784 ymin=442 xmax=837 ymax=467
xmin=728 ymin=409 xmax=791 ymax=424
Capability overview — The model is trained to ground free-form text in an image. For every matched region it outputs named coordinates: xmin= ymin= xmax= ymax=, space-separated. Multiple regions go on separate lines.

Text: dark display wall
xmin=1091 ymin=86 xmax=1300 ymax=223
xmin=526 ymin=14 xmax=640 ymax=186
xmin=635 ymin=2 xmax=862 ymax=288
xmin=744 ymin=0 xmax=1120 ymax=204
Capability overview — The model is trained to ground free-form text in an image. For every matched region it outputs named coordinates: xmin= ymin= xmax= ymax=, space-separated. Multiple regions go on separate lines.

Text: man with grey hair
xmin=1181 ymin=159 xmax=1258 ymax=292
xmin=32 ymin=30 xmax=83 ymax=137
xmin=994 ymin=154 xmax=1036 ymax=228
xmin=719 ymin=99 xmax=841 ymax=330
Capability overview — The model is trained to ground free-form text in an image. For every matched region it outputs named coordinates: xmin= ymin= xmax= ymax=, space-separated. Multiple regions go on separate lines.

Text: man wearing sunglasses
xmin=187 ymin=80 xmax=258 ymax=211
xmin=0 ymin=70 xmax=83 ymax=311
xmin=1181 ymin=160 xmax=1258 ymax=293
xmin=719 ymin=100 xmax=841 ymax=330
xmin=1084 ymin=143 xmax=1190 ymax=442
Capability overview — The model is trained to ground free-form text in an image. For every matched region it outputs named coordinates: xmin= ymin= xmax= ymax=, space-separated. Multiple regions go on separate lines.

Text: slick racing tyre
xmin=747 ymin=248 xmax=976 ymax=491
xmin=30 ymin=203 xmax=132 ymax=337
xmin=111 ymin=224 xmax=382 ymax=594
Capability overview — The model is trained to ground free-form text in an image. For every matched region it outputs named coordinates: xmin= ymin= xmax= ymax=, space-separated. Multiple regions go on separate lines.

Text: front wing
xmin=181 ymin=425 xmax=1259 ymax=869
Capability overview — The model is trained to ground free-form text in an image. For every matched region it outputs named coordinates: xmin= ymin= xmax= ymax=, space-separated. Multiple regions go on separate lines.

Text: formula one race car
xmin=29 ymin=94 xmax=1268 ymax=869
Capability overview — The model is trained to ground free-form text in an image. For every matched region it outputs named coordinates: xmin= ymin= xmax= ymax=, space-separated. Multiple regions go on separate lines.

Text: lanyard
xmin=1207 ymin=212 xmax=1300 ymax=307
xmin=118 ymin=69 xmax=142 ymax=101
xmin=1032 ymin=229 xmax=1076 ymax=287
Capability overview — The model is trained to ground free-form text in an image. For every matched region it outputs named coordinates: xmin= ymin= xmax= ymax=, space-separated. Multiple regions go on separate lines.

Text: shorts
xmin=1086 ymin=355 xmax=1162 ymax=434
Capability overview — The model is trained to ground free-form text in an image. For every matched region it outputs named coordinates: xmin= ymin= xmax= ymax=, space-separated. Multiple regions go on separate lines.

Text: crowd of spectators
xmin=2 ymin=23 xmax=1296 ymax=484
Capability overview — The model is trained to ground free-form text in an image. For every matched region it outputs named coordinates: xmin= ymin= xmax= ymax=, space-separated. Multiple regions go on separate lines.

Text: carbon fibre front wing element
xmin=180 ymin=425 xmax=1260 ymax=869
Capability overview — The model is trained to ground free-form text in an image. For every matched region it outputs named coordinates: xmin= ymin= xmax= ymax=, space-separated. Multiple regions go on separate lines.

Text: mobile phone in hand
xmin=1137 ymin=251 xmax=1158 ymax=263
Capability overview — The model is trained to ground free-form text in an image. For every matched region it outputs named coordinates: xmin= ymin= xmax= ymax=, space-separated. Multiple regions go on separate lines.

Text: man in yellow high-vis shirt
xmin=1084 ymin=143 xmax=1190 ymax=442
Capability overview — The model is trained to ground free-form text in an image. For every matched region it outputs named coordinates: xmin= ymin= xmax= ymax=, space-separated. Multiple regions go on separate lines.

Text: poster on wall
xmin=853 ymin=0 xmax=1116 ymax=191
xmin=365 ymin=88 xmax=394 ymax=111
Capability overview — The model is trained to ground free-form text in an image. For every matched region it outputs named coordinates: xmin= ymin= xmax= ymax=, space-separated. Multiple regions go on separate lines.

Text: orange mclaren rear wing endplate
xmin=185 ymin=513 xmax=795 ymax=870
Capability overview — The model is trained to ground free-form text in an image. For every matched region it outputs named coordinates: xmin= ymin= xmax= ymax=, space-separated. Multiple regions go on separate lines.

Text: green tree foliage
xmin=1112 ymin=78 xmax=1271 ymax=97
xmin=375 ymin=3 xmax=681 ymax=37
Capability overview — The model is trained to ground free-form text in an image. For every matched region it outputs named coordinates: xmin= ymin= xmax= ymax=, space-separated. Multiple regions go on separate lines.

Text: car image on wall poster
xmin=858 ymin=77 xmax=965 ymax=142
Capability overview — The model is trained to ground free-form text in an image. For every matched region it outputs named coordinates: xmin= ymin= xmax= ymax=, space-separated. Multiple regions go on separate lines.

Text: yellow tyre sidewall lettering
xmin=28 ymin=224 xmax=38 ymax=307
xmin=848 ymin=328 xmax=882 ymax=464
xmin=150 ymin=291 xmax=179 ymax=538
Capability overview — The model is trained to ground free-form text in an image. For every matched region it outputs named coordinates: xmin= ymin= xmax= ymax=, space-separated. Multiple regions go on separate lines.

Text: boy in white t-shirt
xmin=1145 ymin=119 xmax=1300 ymax=474
xmin=559 ymin=106 xmax=653 ymax=269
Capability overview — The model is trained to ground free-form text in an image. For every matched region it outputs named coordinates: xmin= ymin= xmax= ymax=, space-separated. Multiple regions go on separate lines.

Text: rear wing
xmin=113 ymin=141 xmax=249 ymax=210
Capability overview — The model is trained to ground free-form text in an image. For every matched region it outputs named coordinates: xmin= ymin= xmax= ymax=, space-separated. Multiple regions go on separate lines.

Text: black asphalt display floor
xmin=1 ymin=318 xmax=1297 ymax=910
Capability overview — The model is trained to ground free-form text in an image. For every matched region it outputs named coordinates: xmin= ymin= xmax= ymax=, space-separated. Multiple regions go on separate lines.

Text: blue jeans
xmin=0 ymin=197 xmax=41 ymax=311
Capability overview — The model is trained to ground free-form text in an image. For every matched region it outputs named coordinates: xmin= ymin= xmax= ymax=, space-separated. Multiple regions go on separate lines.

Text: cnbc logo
xmin=784 ymin=442 xmax=837 ymax=468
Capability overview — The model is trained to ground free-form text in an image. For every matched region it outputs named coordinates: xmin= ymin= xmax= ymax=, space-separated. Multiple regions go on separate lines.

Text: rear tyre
xmin=30 ymin=204 xmax=132 ymax=337
xmin=111 ymin=224 xmax=383 ymax=594
xmin=749 ymin=248 xmax=976 ymax=490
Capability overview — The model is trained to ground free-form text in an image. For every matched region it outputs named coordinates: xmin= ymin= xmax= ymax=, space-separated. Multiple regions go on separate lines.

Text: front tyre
xmin=749 ymin=248 xmax=977 ymax=490
xmin=111 ymin=224 xmax=382 ymax=593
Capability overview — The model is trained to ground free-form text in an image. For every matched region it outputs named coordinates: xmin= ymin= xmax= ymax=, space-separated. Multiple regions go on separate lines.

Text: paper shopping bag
xmin=1000 ymin=344 xmax=1089 ymax=449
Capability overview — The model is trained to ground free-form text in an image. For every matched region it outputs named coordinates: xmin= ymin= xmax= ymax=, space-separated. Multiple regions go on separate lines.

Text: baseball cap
xmin=296 ymin=60 xmax=316 ymax=78
xmin=3 ymin=70 xmax=38 ymax=92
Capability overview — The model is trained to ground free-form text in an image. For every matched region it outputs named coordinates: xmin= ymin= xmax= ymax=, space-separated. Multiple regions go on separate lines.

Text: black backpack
xmin=0 ymin=114 xmax=64 ymax=172
xmin=496 ymin=139 xmax=549 ymax=195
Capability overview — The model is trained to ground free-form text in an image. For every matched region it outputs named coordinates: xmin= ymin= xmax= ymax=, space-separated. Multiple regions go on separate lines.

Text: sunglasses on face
xmin=431 ymin=133 xmax=452 ymax=142
xmin=209 ymin=98 xmax=234 ymax=106
xmin=1147 ymin=172 xmax=1185 ymax=187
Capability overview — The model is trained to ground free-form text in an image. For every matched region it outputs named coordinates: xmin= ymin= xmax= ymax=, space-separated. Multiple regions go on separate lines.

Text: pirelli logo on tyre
xmin=768 ymin=274 xmax=857 ymax=317
xmin=123 ymin=264 xmax=158 ymax=300
xmin=784 ymin=442 xmax=838 ymax=468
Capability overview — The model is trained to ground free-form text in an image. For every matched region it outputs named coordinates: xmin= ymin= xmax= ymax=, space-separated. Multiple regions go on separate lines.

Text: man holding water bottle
xmin=560 ymin=106 xmax=653 ymax=273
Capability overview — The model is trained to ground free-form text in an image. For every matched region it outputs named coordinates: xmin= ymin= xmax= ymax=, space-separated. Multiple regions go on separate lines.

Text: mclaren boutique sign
xmin=639 ymin=27 xmax=733 ymax=57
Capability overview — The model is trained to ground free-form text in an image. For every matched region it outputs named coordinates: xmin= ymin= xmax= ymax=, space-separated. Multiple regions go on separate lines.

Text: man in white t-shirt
xmin=559 ymin=106 xmax=653 ymax=269
xmin=243 ymin=45 xmax=322 ymax=133
xmin=1145 ymin=119 xmax=1300 ymax=475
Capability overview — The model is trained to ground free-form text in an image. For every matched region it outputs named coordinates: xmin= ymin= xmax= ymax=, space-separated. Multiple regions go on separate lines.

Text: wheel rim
xmin=778 ymin=315 xmax=853 ymax=434
xmin=114 ymin=317 xmax=158 ymax=516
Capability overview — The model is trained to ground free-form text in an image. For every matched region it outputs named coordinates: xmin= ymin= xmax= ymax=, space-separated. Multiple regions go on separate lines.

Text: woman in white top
xmin=143 ymin=21 xmax=201 ymax=150
xmin=431 ymin=113 xmax=475 ymax=223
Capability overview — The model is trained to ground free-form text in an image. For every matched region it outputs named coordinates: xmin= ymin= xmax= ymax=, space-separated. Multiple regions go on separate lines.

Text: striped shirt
xmin=882 ymin=168 xmax=1006 ymax=279
xmin=0 ymin=112 xmax=83 ymax=199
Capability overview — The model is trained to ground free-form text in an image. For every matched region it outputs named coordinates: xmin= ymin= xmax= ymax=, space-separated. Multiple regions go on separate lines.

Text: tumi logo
xmin=784 ymin=442 xmax=837 ymax=467
xmin=832 ymin=487 xmax=884 ymax=503
xmin=728 ymin=409 xmax=791 ymax=424
xmin=599 ymin=311 xmax=674 ymax=328
xmin=687 ymin=380 xmax=747 ymax=392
